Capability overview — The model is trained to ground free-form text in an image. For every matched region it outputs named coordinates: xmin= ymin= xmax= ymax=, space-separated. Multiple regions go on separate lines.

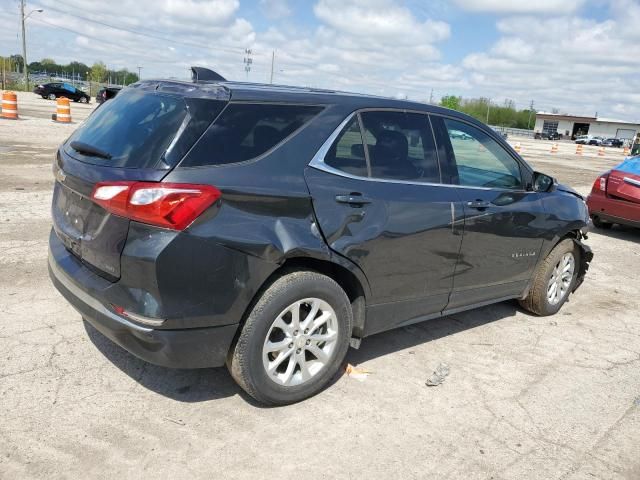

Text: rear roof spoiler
xmin=191 ymin=66 xmax=226 ymax=82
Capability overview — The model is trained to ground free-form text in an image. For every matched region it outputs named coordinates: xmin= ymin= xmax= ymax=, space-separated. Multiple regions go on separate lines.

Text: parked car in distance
xmin=542 ymin=131 xmax=562 ymax=140
xmin=602 ymin=138 xmax=623 ymax=148
xmin=587 ymin=156 xmax=640 ymax=229
xmin=33 ymin=82 xmax=90 ymax=103
xmin=48 ymin=69 xmax=593 ymax=405
xmin=575 ymin=135 xmax=592 ymax=144
xmin=589 ymin=136 xmax=605 ymax=146
xmin=96 ymin=85 xmax=123 ymax=104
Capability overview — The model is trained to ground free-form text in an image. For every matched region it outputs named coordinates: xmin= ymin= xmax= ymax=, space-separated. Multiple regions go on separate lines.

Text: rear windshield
xmin=65 ymin=89 xmax=223 ymax=169
xmin=180 ymin=103 xmax=323 ymax=167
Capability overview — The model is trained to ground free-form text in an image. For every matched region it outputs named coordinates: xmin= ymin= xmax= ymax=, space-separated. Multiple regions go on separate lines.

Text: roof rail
xmin=191 ymin=66 xmax=226 ymax=82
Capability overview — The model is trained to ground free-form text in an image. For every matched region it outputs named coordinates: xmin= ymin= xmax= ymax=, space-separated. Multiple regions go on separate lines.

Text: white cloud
xmin=260 ymin=0 xmax=292 ymax=20
xmin=314 ymin=0 xmax=450 ymax=44
xmin=453 ymin=0 xmax=586 ymax=14
xmin=461 ymin=8 xmax=640 ymax=120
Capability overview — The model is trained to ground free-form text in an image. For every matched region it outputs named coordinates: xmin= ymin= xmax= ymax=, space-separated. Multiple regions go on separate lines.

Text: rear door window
xmin=359 ymin=111 xmax=441 ymax=182
xmin=324 ymin=117 xmax=369 ymax=177
xmin=181 ymin=103 xmax=323 ymax=167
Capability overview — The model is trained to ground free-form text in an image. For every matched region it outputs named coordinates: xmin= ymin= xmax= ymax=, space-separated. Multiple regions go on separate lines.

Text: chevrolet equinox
xmin=49 ymin=68 xmax=593 ymax=405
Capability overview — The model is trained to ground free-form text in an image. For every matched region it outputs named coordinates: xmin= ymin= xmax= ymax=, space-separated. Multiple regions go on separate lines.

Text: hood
xmin=557 ymin=183 xmax=584 ymax=200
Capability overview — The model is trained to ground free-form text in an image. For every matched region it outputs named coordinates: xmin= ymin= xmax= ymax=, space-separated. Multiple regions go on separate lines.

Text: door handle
xmin=335 ymin=193 xmax=372 ymax=206
xmin=466 ymin=200 xmax=491 ymax=209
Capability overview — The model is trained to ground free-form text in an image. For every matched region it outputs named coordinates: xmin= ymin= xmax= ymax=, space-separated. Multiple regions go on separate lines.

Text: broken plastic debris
xmin=345 ymin=363 xmax=371 ymax=381
xmin=425 ymin=362 xmax=450 ymax=387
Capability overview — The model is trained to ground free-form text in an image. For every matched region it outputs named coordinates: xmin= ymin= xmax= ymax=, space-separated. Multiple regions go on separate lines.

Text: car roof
xmin=135 ymin=78 xmax=466 ymax=118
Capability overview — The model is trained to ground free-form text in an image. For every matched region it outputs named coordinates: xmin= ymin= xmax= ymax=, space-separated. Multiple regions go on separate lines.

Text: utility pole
xmin=244 ymin=48 xmax=253 ymax=81
xmin=527 ymin=100 xmax=535 ymax=129
xmin=137 ymin=66 xmax=142 ymax=81
xmin=486 ymin=99 xmax=491 ymax=124
xmin=269 ymin=50 xmax=275 ymax=84
xmin=20 ymin=0 xmax=28 ymax=91
xmin=429 ymin=88 xmax=434 ymax=104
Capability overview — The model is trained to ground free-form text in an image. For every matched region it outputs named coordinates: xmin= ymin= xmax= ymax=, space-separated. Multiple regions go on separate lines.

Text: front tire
xmin=79 ymin=97 xmax=88 ymax=104
xmin=48 ymin=93 xmax=56 ymax=100
xmin=520 ymin=239 xmax=580 ymax=316
xmin=228 ymin=271 xmax=353 ymax=405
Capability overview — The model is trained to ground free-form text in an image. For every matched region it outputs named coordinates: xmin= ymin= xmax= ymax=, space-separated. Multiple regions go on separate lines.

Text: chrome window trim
xmin=308 ymin=109 xmax=530 ymax=193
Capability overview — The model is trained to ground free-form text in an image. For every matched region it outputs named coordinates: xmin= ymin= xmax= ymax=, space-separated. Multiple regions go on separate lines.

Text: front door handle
xmin=335 ymin=193 xmax=372 ymax=206
xmin=467 ymin=200 xmax=491 ymax=209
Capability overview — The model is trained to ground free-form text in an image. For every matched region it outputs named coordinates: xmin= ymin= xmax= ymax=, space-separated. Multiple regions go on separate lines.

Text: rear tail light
xmin=593 ymin=174 xmax=608 ymax=192
xmin=91 ymin=181 xmax=221 ymax=230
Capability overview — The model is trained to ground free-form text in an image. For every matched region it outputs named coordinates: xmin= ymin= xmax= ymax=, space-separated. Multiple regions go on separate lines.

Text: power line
xmin=33 ymin=2 xmax=247 ymax=55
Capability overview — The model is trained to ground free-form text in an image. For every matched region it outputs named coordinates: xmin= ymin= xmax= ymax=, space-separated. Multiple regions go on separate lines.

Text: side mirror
xmin=533 ymin=172 xmax=557 ymax=193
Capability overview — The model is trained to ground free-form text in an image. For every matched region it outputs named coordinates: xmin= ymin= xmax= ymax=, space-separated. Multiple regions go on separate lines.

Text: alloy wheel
xmin=262 ymin=298 xmax=339 ymax=387
xmin=547 ymin=252 xmax=575 ymax=305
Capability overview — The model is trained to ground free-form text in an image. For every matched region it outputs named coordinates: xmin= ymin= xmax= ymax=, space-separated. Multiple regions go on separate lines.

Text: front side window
xmin=324 ymin=117 xmax=368 ymax=177
xmin=443 ymin=118 xmax=523 ymax=190
xmin=359 ymin=111 xmax=440 ymax=182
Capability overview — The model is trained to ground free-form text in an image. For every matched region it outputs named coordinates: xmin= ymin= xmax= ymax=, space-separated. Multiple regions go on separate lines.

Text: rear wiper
xmin=70 ymin=141 xmax=112 ymax=160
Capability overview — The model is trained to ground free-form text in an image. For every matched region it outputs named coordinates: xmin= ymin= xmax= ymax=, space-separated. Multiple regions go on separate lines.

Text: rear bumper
xmin=587 ymin=193 xmax=640 ymax=228
xmin=48 ymin=236 xmax=238 ymax=369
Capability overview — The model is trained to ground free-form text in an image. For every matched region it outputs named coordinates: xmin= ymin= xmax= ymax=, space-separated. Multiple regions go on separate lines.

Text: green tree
xmin=90 ymin=61 xmax=107 ymax=83
xmin=440 ymin=95 xmax=461 ymax=111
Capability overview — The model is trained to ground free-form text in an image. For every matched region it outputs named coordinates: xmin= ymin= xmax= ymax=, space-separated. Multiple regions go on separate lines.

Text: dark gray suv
xmin=49 ymin=69 xmax=592 ymax=405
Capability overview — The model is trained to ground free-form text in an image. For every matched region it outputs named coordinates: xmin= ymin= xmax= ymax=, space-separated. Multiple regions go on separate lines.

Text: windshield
xmin=65 ymin=89 xmax=189 ymax=169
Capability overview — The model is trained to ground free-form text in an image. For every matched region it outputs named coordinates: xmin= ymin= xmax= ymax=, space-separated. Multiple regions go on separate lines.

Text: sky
xmin=1 ymin=0 xmax=640 ymax=121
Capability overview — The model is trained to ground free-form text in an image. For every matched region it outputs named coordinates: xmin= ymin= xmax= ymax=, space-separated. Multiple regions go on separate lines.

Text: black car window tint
xmin=443 ymin=118 xmax=523 ymax=190
xmin=181 ymin=103 xmax=323 ymax=167
xmin=324 ymin=116 xmax=368 ymax=177
xmin=359 ymin=111 xmax=440 ymax=182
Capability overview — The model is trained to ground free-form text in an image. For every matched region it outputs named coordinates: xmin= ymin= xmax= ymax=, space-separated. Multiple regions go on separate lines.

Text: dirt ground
xmin=1 ymin=92 xmax=639 ymax=479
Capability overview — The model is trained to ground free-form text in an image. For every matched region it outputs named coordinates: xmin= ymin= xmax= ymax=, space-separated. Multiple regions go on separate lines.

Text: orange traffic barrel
xmin=514 ymin=142 xmax=521 ymax=153
xmin=623 ymin=146 xmax=630 ymax=156
xmin=598 ymin=147 xmax=605 ymax=157
xmin=1 ymin=91 xmax=18 ymax=119
xmin=550 ymin=143 xmax=558 ymax=154
xmin=54 ymin=97 xmax=71 ymax=123
xmin=575 ymin=144 xmax=583 ymax=155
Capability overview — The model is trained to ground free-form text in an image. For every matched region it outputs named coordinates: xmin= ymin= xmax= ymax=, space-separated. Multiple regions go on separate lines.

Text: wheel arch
xmin=528 ymin=227 xmax=592 ymax=299
xmin=229 ymin=254 xmax=370 ymax=363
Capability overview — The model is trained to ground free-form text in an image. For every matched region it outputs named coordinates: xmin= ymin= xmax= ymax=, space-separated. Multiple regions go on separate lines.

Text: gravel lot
xmin=1 ymin=92 xmax=639 ymax=479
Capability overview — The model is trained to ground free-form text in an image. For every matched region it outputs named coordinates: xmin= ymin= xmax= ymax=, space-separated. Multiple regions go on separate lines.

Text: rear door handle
xmin=335 ymin=193 xmax=372 ymax=206
xmin=466 ymin=200 xmax=491 ymax=209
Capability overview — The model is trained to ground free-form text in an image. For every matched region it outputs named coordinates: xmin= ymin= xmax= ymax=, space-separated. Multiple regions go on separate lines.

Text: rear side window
xmin=64 ymin=89 xmax=223 ymax=169
xmin=359 ymin=111 xmax=441 ymax=182
xmin=181 ymin=103 xmax=323 ymax=167
xmin=324 ymin=117 xmax=369 ymax=177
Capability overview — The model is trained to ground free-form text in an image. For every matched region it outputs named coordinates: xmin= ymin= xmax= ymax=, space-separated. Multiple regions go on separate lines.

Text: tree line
xmin=440 ymin=95 xmax=535 ymax=130
xmin=0 ymin=54 xmax=139 ymax=86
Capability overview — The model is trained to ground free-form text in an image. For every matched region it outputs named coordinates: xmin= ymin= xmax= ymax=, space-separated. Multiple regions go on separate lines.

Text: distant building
xmin=534 ymin=112 xmax=640 ymax=140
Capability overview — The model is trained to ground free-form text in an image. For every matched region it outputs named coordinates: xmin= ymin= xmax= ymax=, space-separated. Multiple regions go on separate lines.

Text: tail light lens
xmin=91 ymin=181 xmax=221 ymax=230
xmin=593 ymin=174 xmax=608 ymax=193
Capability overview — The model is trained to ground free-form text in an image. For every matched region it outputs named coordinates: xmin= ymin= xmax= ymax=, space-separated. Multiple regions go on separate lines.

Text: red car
xmin=587 ymin=156 xmax=640 ymax=229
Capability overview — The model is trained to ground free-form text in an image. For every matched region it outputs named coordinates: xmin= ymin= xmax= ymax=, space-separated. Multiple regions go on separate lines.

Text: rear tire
xmin=592 ymin=216 xmax=613 ymax=229
xmin=228 ymin=271 xmax=352 ymax=406
xmin=79 ymin=97 xmax=88 ymax=104
xmin=520 ymin=239 xmax=580 ymax=316
xmin=48 ymin=93 xmax=56 ymax=100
